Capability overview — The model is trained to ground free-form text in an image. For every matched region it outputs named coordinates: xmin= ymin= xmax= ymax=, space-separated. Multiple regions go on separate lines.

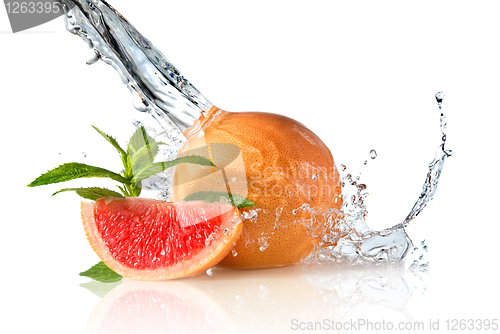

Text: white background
xmin=1 ymin=1 xmax=499 ymax=333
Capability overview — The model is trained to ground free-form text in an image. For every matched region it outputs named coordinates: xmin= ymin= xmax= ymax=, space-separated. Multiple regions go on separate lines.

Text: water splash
xmin=303 ymin=92 xmax=452 ymax=265
xmin=400 ymin=93 xmax=453 ymax=227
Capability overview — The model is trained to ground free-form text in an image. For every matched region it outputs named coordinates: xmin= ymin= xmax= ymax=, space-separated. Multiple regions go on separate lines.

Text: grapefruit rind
xmin=81 ymin=200 xmax=242 ymax=280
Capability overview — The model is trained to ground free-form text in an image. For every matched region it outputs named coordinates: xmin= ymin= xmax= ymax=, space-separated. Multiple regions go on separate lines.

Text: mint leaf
xmin=130 ymin=142 xmax=166 ymax=173
xmin=92 ymin=125 xmax=129 ymax=173
xmin=79 ymin=261 xmax=122 ymax=283
xmin=183 ymin=191 xmax=256 ymax=209
xmin=117 ymin=185 xmax=130 ymax=197
xmin=126 ymin=126 xmax=162 ymax=182
xmin=127 ymin=126 xmax=156 ymax=157
xmin=52 ymin=187 xmax=125 ymax=201
xmin=27 ymin=162 xmax=128 ymax=187
xmin=92 ymin=125 xmax=127 ymax=157
xmin=133 ymin=156 xmax=215 ymax=183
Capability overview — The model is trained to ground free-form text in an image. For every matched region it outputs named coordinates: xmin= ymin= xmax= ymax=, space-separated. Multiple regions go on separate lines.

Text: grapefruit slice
xmin=81 ymin=198 xmax=242 ymax=280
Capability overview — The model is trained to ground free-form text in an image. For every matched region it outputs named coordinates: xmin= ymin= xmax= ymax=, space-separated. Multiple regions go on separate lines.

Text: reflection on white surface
xmin=83 ymin=264 xmax=425 ymax=334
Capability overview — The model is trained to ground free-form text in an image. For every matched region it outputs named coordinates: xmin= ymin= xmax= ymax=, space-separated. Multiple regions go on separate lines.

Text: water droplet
xmin=220 ymin=196 xmax=230 ymax=204
xmin=231 ymin=177 xmax=237 ymax=182
xmin=363 ymin=160 xmax=368 ymax=165
xmin=370 ymin=149 xmax=377 ymax=159
xmin=419 ymin=254 xmax=424 ymax=261
xmin=312 ymin=173 xmax=318 ymax=180
xmin=340 ymin=164 xmax=346 ymax=171
xmin=82 ymin=152 xmax=86 ymax=157
xmin=258 ymin=237 xmax=269 ymax=251
xmin=242 ymin=210 xmax=258 ymax=220
xmin=435 ymin=91 xmax=445 ymax=109
xmin=420 ymin=240 xmax=426 ymax=246
xmin=232 ymin=247 xmax=238 ymax=257
xmin=423 ymin=245 xmax=428 ymax=252
xmin=435 ymin=91 xmax=445 ymax=103
xmin=205 ymin=232 xmax=217 ymax=246
xmin=132 ymin=120 xmax=143 ymax=127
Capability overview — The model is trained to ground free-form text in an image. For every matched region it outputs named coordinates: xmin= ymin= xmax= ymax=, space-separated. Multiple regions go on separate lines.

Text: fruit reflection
xmin=84 ymin=265 xmax=415 ymax=334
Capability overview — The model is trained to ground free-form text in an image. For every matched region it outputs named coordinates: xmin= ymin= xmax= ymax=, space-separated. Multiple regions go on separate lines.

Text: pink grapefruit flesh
xmin=81 ymin=198 xmax=242 ymax=280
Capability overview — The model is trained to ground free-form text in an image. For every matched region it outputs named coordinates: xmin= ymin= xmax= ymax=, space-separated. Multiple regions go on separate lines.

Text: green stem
xmin=131 ymin=184 xmax=141 ymax=197
xmin=121 ymin=157 xmax=138 ymax=197
xmin=125 ymin=183 xmax=134 ymax=197
xmin=118 ymin=185 xmax=131 ymax=197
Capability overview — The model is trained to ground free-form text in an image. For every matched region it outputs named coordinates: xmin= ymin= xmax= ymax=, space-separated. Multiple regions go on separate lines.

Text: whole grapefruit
xmin=172 ymin=108 xmax=342 ymax=268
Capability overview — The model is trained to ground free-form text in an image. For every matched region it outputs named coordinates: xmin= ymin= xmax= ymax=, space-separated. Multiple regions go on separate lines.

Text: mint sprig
xmin=28 ymin=125 xmax=258 ymax=283
xmin=27 ymin=125 xmax=214 ymax=199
